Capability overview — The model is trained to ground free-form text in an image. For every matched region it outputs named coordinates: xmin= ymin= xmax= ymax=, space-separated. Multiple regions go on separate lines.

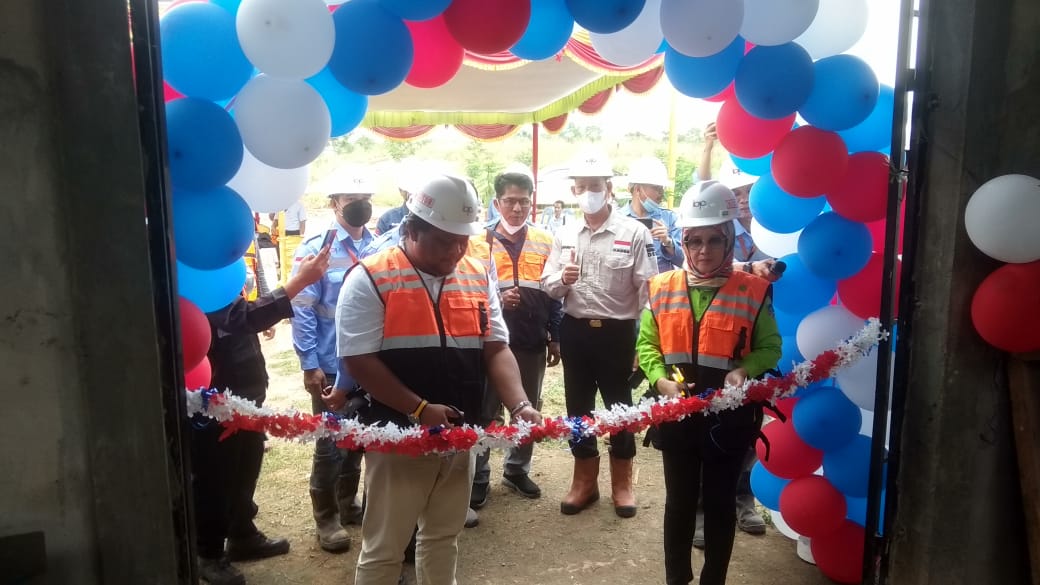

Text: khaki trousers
xmin=355 ymin=450 xmax=475 ymax=585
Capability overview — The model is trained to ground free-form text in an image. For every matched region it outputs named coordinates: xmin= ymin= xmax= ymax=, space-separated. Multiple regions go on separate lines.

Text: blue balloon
xmin=845 ymin=495 xmax=867 ymax=526
xmin=800 ymin=55 xmax=880 ymax=131
xmin=328 ymin=2 xmax=413 ymax=96
xmin=306 ymin=68 xmax=369 ymax=138
xmin=822 ymin=434 xmax=877 ymax=498
xmin=734 ymin=43 xmax=814 ymax=120
xmin=773 ymin=253 xmax=837 ymax=316
xmin=730 ymin=152 xmax=772 ymax=177
xmin=750 ymin=462 xmax=790 ymax=511
xmin=664 ymin=36 xmax=745 ymax=99
xmin=774 ymin=308 xmax=806 ymax=335
xmin=778 ymin=335 xmax=805 ymax=372
xmin=160 ymin=3 xmax=253 ymax=102
xmin=379 ymin=0 xmax=451 ymax=21
xmin=565 ymin=0 xmax=644 ymax=34
xmin=173 ymin=187 xmax=256 ymax=271
xmin=839 ymin=84 xmax=895 ymax=153
xmin=798 ymin=212 xmax=873 ymax=280
xmin=793 ymin=386 xmax=862 ymax=451
xmin=165 ymin=98 xmax=243 ymax=190
xmin=210 ymin=0 xmax=241 ymax=14
xmin=748 ymin=173 xmax=825 ymax=233
xmin=511 ymin=0 xmax=575 ymax=61
xmin=177 ymin=258 xmax=248 ymax=313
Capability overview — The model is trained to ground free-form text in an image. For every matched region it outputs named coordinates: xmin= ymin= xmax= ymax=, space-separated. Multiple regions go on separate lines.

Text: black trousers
xmin=658 ymin=406 xmax=761 ymax=585
xmin=559 ymin=315 xmax=637 ymax=460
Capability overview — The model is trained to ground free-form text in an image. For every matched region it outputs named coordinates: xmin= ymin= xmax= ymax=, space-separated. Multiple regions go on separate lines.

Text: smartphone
xmin=636 ymin=217 xmax=654 ymax=230
xmin=321 ymin=229 xmax=337 ymax=250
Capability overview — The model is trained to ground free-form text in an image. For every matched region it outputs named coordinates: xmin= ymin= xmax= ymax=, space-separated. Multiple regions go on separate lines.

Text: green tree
xmin=384 ymin=138 xmax=429 ymax=161
xmin=355 ymin=135 xmax=375 ymax=151
xmin=463 ymin=142 xmax=503 ymax=204
xmin=330 ymin=136 xmax=354 ymax=156
xmin=673 ymin=156 xmax=696 ymax=200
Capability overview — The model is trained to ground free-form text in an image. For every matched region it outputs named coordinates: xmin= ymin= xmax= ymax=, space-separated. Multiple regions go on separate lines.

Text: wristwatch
xmin=407 ymin=399 xmax=428 ymax=425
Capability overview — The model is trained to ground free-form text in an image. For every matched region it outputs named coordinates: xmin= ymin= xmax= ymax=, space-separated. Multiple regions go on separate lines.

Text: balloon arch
xmin=159 ymin=1 xmax=921 ymax=583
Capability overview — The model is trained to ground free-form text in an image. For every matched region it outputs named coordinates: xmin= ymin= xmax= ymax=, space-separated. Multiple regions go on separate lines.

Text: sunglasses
xmin=682 ymin=236 xmax=727 ymax=250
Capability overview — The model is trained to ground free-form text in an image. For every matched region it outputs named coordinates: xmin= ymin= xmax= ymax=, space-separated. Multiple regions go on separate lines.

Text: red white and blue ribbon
xmin=186 ymin=320 xmax=886 ymax=456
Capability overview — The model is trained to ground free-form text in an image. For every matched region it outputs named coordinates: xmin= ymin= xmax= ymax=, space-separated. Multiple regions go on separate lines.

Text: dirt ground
xmin=240 ymin=328 xmax=832 ymax=585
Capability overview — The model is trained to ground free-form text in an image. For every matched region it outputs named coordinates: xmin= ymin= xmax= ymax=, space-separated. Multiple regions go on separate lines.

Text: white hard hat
xmin=677 ymin=180 xmax=740 ymax=228
xmin=718 ymin=159 xmax=757 ymax=190
xmin=502 ymin=162 xmax=534 ymax=181
xmin=626 ymin=157 xmax=671 ymax=188
xmin=329 ymin=172 xmax=376 ymax=196
xmin=567 ymin=150 xmax=613 ymax=179
xmin=406 ymin=174 xmax=482 ymax=236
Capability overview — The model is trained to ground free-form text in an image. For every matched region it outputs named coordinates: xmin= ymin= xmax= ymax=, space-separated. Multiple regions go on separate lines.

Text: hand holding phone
xmin=321 ymin=229 xmax=337 ymax=251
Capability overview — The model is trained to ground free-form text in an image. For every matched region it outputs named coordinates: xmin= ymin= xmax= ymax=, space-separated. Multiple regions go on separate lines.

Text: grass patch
xmin=267 ymin=349 xmax=300 ymax=377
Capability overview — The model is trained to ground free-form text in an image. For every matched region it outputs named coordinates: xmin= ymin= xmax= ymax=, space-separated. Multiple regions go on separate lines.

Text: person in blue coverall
xmin=290 ymin=172 xmax=375 ymax=553
xmin=620 ymin=157 xmax=685 ymax=272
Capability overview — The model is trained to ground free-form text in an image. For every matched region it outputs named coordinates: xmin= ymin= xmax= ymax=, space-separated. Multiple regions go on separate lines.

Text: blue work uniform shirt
xmin=620 ymin=203 xmax=685 ymax=272
xmin=290 ymin=222 xmax=373 ymax=376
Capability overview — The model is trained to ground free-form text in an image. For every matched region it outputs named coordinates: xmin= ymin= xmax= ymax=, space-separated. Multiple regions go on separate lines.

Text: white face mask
xmin=578 ymin=191 xmax=607 ymax=214
xmin=500 ymin=220 xmax=526 ymax=235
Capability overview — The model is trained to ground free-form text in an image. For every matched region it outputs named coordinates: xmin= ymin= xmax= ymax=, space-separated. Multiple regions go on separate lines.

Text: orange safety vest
xmin=648 ymin=269 xmax=769 ymax=372
xmin=467 ymin=225 xmax=554 ymax=291
xmin=357 ymin=246 xmax=491 ymax=425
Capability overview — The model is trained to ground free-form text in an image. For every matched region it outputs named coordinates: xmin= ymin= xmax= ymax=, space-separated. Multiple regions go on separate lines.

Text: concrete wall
xmin=888 ymin=0 xmax=1039 ymax=582
xmin=0 ymin=0 xmax=188 ymax=582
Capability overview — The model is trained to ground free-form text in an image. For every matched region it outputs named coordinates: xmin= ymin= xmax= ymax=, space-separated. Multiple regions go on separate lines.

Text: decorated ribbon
xmin=186 ymin=320 xmax=886 ymax=456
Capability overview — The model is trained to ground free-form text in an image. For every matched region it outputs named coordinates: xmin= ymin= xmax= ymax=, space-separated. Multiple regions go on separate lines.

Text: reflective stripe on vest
xmin=467 ymin=227 xmax=553 ymax=291
xmin=648 ymin=269 xmax=769 ymax=370
xmin=360 ymin=246 xmax=490 ymax=350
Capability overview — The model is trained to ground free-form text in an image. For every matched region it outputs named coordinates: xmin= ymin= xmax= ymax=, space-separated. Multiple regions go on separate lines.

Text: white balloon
xmin=838 ymin=349 xmax=896 ymax=411
xmin=660 ymin=0 xmax=744 ymax=58
xmin=590 ymin=0 xmax=663 ymax=67
xmin=227 ymin=147 xmax=310 ymax=213
xmin=233 ymin=75 xmax=331 ymax=169
xmin=740 ymin=0 xmax=818 ymax=46
xmin=965 ymin=174 xmax=1040 ymax=263
xmin=771 ymin=510 xmax=802 ymax=540
xmin=792 ymin=0 xmax=868 ymax=60
xmin=237 ymin=0 xmax=334 ymax=79
xmin=859 ymin=407 xmax=891 ymax=445
xmin=750 ymin=218 xmax=801 ymax=258
xmin=796 ymin=305 xmax=864 ymax=361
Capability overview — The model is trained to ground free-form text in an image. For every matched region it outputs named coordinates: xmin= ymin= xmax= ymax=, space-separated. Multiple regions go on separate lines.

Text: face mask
xmin=342 ymin=199 xmax=372 ymax=228
xmin=578 ymin=191 xmax=607 ymax=214
xmin=500 ymin=220 xmax=526 ymax=235
xmin=641 ymin=195 xmax=662 ymax=215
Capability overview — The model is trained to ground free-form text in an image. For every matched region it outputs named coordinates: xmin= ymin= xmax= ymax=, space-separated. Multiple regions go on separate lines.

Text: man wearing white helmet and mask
xmin=331 ymin=174 xmax=542 ymax=585
xmin=290 ymin=171 xmax=376 ymax=553
xmin=542 ymin=150 xmax=658 ymax=519
xmin=637 ymin=180 xmax=781 ymax=585
xmin=622 ymin=156 xmax=685 ymax=272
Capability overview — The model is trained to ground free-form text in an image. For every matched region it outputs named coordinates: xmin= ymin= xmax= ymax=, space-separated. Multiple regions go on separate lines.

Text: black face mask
xmin=342 ymin=199 xmax=372 ymax=228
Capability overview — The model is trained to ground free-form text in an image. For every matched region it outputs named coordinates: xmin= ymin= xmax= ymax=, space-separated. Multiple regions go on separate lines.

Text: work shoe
xmin=609 ymin=456 xmax=637 ymax=518
xmin=198 ymin=556 xmax=245 ymax=585
xmin=316 ymin=518 xmax=352 ymax=553
xmin=560 ymin=456 xmax=600 ymax=515
xmin=502 ymin=474 xmax=541 ymax=499
xmin=464 ymin=507 xmax=480 ymax=528
xmin=226 ymin=531 xmax=290 ymax=562
xmin=342 ymin=495 xmax=364 ymax=526
xmin=470 ymin=482 xmax=490 ymax=509
xmin=736 ymin=495 xmax=767 ymax=535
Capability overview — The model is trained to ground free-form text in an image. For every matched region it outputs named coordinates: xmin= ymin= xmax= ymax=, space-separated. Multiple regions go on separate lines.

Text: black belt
xmin=285 ymin=230 xmax=301 ymax=236
xmin=563 ymin=315 xmax=635 ymax=328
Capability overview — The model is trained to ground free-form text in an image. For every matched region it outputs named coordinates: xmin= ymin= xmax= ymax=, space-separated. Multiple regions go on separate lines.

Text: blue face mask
xmin=641 ymin=195 xmax=662 ymax=216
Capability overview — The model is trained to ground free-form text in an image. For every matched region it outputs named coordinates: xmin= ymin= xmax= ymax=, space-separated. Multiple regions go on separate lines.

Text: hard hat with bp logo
xmin=406 ymin=174 xmax=482 ymax=236
xmin=677 ymin=180 xmax=739 ymax=228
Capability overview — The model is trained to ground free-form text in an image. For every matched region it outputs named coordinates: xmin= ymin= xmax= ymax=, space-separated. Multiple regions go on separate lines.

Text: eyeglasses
xmin=682 ymin=236 xmax=727 ymax=250
xmin=499 ymin=197 xmax=532 ymax=209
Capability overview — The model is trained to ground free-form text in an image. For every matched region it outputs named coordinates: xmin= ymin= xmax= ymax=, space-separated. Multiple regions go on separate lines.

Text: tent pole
xmin=531 ymin=122 xmax=539 ymax=222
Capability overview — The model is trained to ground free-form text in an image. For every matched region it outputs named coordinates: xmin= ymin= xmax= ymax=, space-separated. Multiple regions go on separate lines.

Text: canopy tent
xmin=363 ymin=31 xmax=665 ymax=142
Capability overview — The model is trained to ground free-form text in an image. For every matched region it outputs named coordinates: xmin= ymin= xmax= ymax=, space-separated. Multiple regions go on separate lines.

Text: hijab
xmin=683 ymin=221 xmax=736 ymax=288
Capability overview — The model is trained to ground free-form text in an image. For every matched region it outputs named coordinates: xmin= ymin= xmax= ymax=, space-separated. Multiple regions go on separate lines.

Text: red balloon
xmin=443 ymin=0 xmax=531 ymax=55
xmin=179 ymin=297 xmax=211 ymax=371
xmin=838 ymin=253 xmax=901 ymax=319
xmin=971 ymin=261 xmax=1040 ymax=353
xmin=185 ymin=356 xmax=212 ymax=390
xmin=771 ymin=126 xmax=849 ymax=197
xmin=704 ymin=82 xmax=735 ymax=103
xmin=774 ymin=397 xmax=799 ymax=420
xmin=810 ymin=520 xmax=866 ymax=584
xmin=756 ymin=420 xmax=823 ymax=479
xmin=405 ymin=16 xmax=464 ymax=88
xmin=779 ymin=475 xmax=847 ymax=538
xmin=715 ymin=99 xmax=796 ymax=159
xmin=827 ymin=152 xmax=889 ymax=222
